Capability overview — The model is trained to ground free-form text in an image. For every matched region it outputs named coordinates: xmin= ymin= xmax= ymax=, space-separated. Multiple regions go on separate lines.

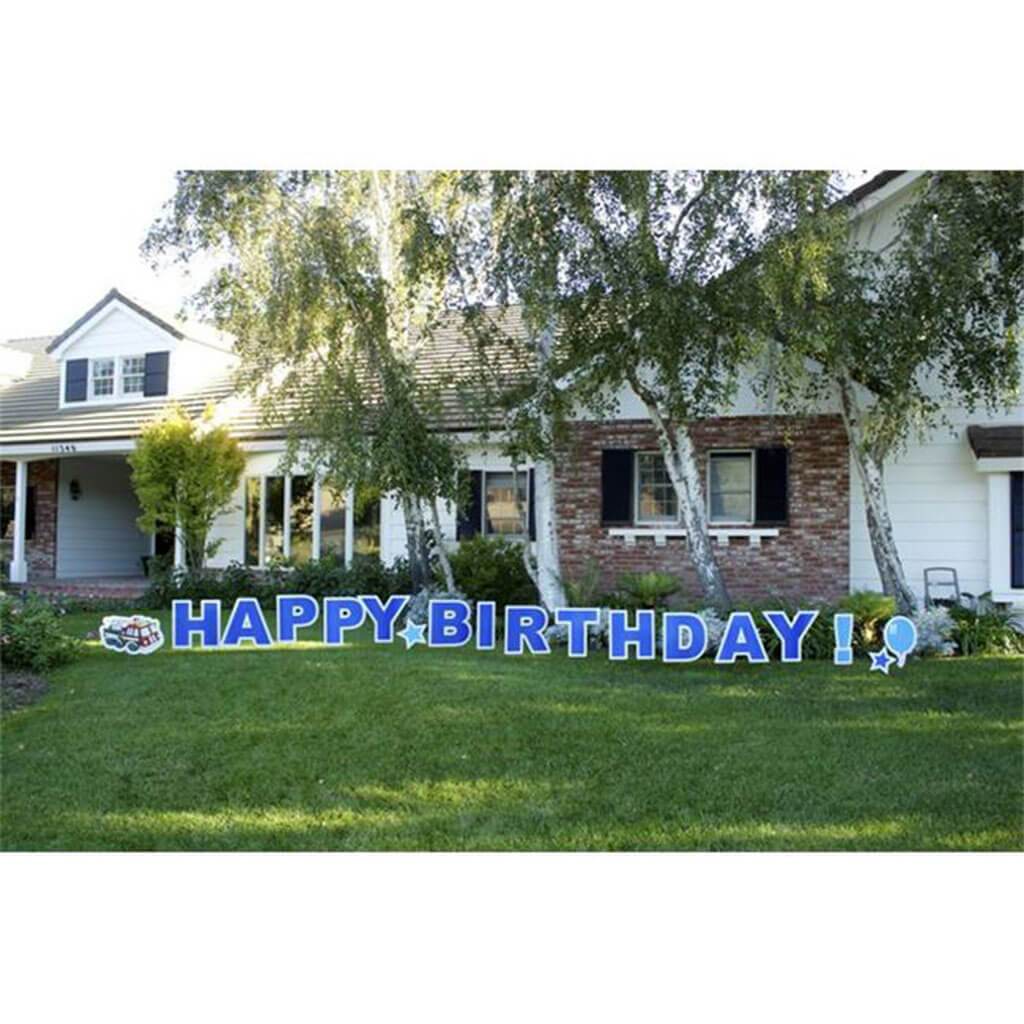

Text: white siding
xmin=849 ymin=409 xmax=1024 ymax=603
xmin=56 ymin=456 xmax=151 ymax=578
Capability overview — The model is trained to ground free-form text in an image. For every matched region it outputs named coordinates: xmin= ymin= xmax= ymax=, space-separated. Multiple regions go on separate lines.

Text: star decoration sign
xmin=397 ymin=620 xmax=427 ymax=649
xmin=869 ymin=648 xmax=895 ymax=675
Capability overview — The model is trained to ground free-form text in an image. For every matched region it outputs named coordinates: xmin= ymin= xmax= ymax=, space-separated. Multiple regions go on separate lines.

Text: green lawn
xmin=2 ymin=610 xmax=1022 ymax=851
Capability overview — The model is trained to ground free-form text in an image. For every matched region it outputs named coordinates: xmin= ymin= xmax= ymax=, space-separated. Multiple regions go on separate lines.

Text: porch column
xmin=344 ymin=486 xmax=355 ymax=568
xmin=282 ymin=475 xmax=293 ymax=560
xmin=173 ymin=520 xmax=186 ymax=570
xmin=311 ymin=478 xmax=322 ymax=559
xmin=8 ymin=460 xmax=28 ymax=583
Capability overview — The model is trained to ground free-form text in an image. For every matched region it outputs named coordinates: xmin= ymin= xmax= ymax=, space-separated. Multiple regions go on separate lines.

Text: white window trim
xmin=244 ymin=474 xmax=359 ymax=569
xmin=60 ymin=354 xmax=171 ymax=409
xmin=88 ymin=358 xmax=116 ymax=400
xmin=707 ymin=448 xmax=756 ymax=527
xmin=632 ymin=449 xmax=757 ymax=527
xmin=120 ymin=355 xmax=147 ymax=397
xmin=986 ymin=473 xmax=1024 ymax=604
xmin=480 ymin=468 xmax=531 ymax=539
xmin=634 ymin=451 xmax=678 ymax=526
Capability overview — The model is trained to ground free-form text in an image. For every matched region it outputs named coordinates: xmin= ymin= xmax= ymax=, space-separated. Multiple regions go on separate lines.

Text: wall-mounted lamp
xmin=69 ymin=479 xmax=82 ymax=501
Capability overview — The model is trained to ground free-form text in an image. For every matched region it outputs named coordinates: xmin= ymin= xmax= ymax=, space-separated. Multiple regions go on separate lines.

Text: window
xmin=289 ymin=476 xmax=314 ymax=563
xmin=635 ymin=452 xmax=677 ymax=523
xmin=484 ymin=471 xmax=528 ymax=536
xmin=248 ymin=475 xmax=375 ymax=566
xmin=319 ymin=485 xmax=347 ymax=557
xmin=708 ymin=451 xmax=754 ymax=524
xmin=90 ymin=358 xmax=115 ymax=397
xmin=353 ymin=490 xmax=381 ymax=555
xmin=627 ymin=450 xmax=759 ymax=526
xmin=121 ymin=356 xmax=146 ymax=395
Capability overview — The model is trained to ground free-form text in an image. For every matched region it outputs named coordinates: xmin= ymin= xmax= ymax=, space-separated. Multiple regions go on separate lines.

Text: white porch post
xmin=283 ymin=475 xmax=292 ymax=560
xmin=8 ymin=460 xmax=28 ymax=583
xmin=311 ymin=478 xmax=322 ymax=559
xmin=173 ymin=520 xmax=186 ymax=570
xmin=344 ymin=486 xmax=355 ymax=568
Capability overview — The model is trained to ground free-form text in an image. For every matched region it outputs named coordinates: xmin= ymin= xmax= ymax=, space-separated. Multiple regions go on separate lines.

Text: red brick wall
xmin=2 ymin=459 xmax=58 ymax=579
xmin=553 ymin=416 xmax=849 ymax=604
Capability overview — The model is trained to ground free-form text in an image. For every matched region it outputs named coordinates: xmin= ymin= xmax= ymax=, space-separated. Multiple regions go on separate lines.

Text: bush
xmin=617 ymin=571 xmax=680 ymax=610
xmin=726 ymin=600 xmax=837 ymax=661
xmin=447 ymin=536 xmax=537 ymax=614
xmin=142 ymin=555 xmax=414 ymax=608
xmin=0 ymin=594 xmax=82 ymax=673
xmin=950 ymin=605 xmax=1024 ymax=656
xmin=911 ymin=606 xmax=956 ymax=657
xmin=403 ymin=586 xmax=468 ymax=637
xmin=836 ymin=591 xmax=896 ymax=653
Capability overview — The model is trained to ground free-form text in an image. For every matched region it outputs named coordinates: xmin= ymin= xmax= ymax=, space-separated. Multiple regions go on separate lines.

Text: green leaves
xmin=129 ymin=405 xmax=245 ymax=569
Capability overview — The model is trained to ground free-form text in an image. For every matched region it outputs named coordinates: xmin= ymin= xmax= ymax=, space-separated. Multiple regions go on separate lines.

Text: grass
xmin=1 ymin=610 xmax=1022 ymax=851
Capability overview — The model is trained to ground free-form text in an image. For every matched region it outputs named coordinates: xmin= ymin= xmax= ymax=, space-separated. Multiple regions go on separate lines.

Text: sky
xmin=0 ymin=169 xmax=877 ymax=342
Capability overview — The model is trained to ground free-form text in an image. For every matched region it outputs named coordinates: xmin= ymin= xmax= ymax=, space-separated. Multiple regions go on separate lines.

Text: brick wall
xmin=554 ymin=416 xmax=849 ymax=604
xmin=1 ymin=459 xmax=59 ymax=579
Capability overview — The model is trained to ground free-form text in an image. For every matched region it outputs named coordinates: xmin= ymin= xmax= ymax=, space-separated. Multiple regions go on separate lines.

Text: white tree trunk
xmin=402 ymin=495 xmax=431 ymax=591
xmin=523 ymin=322 xmax=569 ymax=613
xmin=643 ymin=399 xmax=732 ymax=611
xmin=429 ymin=500 xmax=456 ymax=592
xmin=530 ymin=457 xmax=568 ymax=612
xmin=836 ymin=375 xmax=917 ymax=614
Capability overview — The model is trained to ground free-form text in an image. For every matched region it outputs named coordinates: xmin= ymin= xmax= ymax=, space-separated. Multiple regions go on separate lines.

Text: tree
xmin=416 ymin=172 xmax=573 ymax=611
xmin=762 ymin=171 xmax=1024 ymax=613
xmin=439 ymin=171 xmax=840 ymax=610
xmin=144 ymin=171 xmax=463 ymax=592
xmin=129 ymin=405 xmax=245 ymax=570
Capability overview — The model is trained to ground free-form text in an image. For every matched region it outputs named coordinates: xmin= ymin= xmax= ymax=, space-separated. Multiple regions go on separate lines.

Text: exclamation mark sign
xmin=833 ymin=613 xmax=854 ymax=665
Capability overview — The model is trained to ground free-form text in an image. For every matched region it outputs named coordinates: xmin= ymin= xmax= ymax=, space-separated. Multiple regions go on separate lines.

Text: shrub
xmin=911 ymin=606 xmax=956 ymax=657
xmin=142 ymin=554 xmax=413 ymax=609
xmin=950 ymin=605 xmax=1024 ymax=656
xmin=727 ymin=600 xmax=837 ymax=661
xmin=403 ymin=586 xmax=467 ymax=637
xmin=617 ymin=571 xmax=680 ymax=610
xmin=447 ymin=536 xmax=537 ymax=613
xmin=0 ymin=594 xmax=82 ymax=673
xmin=836 ymin=591 xmax=896 ymax=653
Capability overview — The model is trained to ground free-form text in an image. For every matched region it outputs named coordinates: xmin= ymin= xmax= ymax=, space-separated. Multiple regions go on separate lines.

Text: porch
xmin=2 ymin=453 xmax=161 ymax=586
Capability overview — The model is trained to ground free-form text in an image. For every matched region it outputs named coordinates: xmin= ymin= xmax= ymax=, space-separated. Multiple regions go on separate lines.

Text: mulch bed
xmin=1 ymin=671 xmax=50 ymax=713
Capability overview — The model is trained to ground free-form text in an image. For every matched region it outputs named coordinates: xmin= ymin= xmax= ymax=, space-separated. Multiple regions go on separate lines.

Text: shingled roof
xmin=0 ymin=307 xmax=531 ymax=446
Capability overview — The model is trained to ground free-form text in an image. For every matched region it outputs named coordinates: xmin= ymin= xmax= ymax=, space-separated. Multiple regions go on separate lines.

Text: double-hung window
xmin=90 ymin=358 xmax=115 ymax=398
xmin=631 ymin=449 xmax=757 ymax=525
xmin=120 ymin=356 xmax=146 ymax=396
xmin=707 ymin=450 xmax=755 ymax=524
xmin=483 ymin=470 xmax=528 ymax=536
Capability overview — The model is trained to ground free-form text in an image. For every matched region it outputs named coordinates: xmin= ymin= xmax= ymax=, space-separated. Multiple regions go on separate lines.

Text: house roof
xmin=0 ymin=306 xmax=530 ymax=446
xmin=839 ymin=170 xmax=907 ymax=207
xmin=967 ymin=425 xmax=1024 ymax=459
xmin=45 ymin=288 xmax=185 ymax=353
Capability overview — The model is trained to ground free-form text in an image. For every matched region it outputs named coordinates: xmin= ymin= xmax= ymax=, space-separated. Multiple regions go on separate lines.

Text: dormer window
xmin=121 ymin=356 xmax=146 ymax=395
xmin=90 ymin=358 xmax=115 ymax=398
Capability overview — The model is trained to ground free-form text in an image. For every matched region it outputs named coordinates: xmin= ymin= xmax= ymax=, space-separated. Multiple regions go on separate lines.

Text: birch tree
xmin=763 ymin=171 xmax=1023 ymax=613
xmin=416 ymin=171 xmax=573 ymax=611
xmin=144 ymin=171 xmax=462 ymax=591
xmin=448 ymin=171 xmax=839 ymax=610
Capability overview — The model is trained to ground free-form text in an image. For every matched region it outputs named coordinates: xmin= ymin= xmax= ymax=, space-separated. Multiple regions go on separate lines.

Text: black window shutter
xmin=755 ymin=447 xmax=788 ymax=524
xmin=65 ymin=358 xmax=88 ymax=402
xmin=528 ymin=469 xmax=536 ymax=540
xmin=1011 ymin=472 xmax=1023 ymax=590
xmin=143 ymin=351 xmax=170 ymax=396
xmin=456 ymin=470 xmax=483 ymax=540
xmin=601 ymin=449 xmax=634 ymax=525
xmin=25 ymin=485 xmax=36 ymax=541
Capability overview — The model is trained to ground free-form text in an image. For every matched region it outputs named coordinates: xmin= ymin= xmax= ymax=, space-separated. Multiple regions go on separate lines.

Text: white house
xmin=1 ymin=172 xmax=1021 ymax=605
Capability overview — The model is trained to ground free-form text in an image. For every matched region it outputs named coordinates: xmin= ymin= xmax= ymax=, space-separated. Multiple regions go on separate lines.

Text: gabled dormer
xmin=48 ymin=288 xmax=233 ymax=410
